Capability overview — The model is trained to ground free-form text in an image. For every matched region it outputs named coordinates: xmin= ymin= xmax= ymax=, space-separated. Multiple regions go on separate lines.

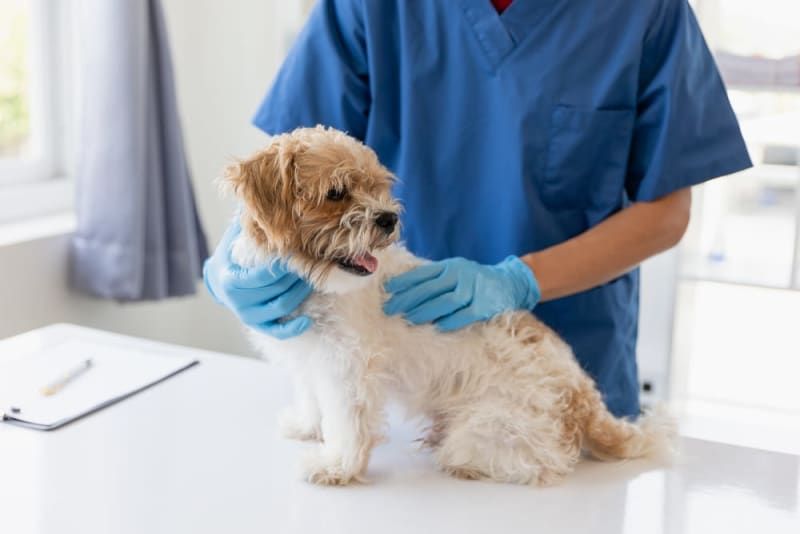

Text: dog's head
xmin=224 ymin=126 xmax=401 ymax=292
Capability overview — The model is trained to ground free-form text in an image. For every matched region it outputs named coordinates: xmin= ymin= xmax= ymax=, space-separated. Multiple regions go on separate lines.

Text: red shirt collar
xmin=491 ymin=0 xmax=513 ymax=14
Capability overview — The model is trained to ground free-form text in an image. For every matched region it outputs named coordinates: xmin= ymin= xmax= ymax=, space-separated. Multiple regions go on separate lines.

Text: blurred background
xmin=0 ymin=0 xmax=798 ymax=453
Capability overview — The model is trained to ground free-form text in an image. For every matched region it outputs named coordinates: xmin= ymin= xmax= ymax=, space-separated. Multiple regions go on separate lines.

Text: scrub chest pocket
xmin=541 ymin=106 xmax=635 ymax=210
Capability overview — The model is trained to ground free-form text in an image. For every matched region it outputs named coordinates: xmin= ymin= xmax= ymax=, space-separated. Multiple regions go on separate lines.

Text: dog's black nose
xmin=375 ymin=211 xmax=398 ymax=233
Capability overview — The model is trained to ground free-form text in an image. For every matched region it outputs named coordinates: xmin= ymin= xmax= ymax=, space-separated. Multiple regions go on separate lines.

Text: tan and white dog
xmin=224 ymin=126 xmax=674 ymax=486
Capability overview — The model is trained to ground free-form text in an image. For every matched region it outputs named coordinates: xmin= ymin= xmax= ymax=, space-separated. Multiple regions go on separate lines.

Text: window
xmin=0 ymin=0 xmax=31 ymax=162
xmin=684 ymin=0 xmax=800 ymax=290
xmin=0 ymin=0 xmax=73 ymax=223
xmin=673 ymin=0 xmax=800 ymax=451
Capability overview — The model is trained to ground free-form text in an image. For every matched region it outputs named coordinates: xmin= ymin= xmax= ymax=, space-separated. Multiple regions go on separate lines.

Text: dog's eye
xmin=326 ymin=187 xmax=347 ymax=201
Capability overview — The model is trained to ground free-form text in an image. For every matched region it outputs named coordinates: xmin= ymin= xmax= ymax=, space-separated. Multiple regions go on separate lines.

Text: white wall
xmin=163 ymin=0 xmax=306 ymax=238
xmin=0 ymin=228 xmax=249 ymax=354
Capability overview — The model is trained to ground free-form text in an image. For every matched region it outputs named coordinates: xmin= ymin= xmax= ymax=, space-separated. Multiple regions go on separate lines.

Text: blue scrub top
xmin=253 ymin=0 xmax=751 ymax=417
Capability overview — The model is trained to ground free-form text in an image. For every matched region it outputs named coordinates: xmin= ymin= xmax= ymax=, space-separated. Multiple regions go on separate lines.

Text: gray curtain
xmin=70 ymin=0 xmax=208 ymax=300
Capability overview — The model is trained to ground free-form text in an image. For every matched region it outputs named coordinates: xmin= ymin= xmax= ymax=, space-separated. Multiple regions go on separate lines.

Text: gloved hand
xmin=382 ymin=256 xmax=540 ymax=332
xmin=203 ymin=220 xmax=313 ymax=339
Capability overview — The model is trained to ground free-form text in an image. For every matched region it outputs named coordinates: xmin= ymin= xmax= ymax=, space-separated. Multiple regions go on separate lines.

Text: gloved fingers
xmin=383 ymin=262 xmax=445 ymax=294
xmin=383 ymin=274 xmax=456 ymax=316
xmin=214 ymin=217 xmax=241 ymax=248
xmin=223 ymin=271 xmax=300 ymax=306
xmin=402 ymin=284 xmax=472 ymax=325
xmin=266 ymin=278 xmax=314 ymax=317
xmin=238 ymin=279 xmax=313 ymax=325
xmin=203 ymin=259 xmax=223 ymax=304
xmin=215 ymin=216 xmax=291 ymax=285
xmin=256 ymin=315 xmax=313 ymax=339
xmin=433 ymin=306 xmax=480 ymax=332
xmin=211 ymin=217 xmax=243 ymax=263
xmin=224 ymin=262 xmax=295 ymax=290
xmin=204 ymin=219 xmax=243 ymax=299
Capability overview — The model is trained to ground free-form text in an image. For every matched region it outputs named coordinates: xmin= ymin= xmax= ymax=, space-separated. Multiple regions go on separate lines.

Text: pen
xmin=41 ymin=358 xmax=94 ymax=396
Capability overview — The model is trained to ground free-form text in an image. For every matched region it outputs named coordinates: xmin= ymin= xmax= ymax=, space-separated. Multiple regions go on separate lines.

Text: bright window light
xmin=0 ymin=0 xmax=32 ymax=161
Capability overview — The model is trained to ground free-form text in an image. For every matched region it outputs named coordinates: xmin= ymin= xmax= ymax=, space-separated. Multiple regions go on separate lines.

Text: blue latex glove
xmin=383 ymin=256 xmax=540 ymax=332
xmin=203 ymin=220 xmax=313 ymax=339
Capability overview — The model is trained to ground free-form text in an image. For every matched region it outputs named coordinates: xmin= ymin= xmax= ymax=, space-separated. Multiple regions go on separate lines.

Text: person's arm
xmin=524 ymin=187 xmax=691 ymax=301
xmin=383 ymin=187 xmax=691 ymax=332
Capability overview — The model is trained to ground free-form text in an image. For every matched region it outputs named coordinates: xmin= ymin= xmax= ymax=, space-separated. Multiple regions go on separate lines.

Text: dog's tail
xmin=580 ymin=385 xmax=676 ymax=462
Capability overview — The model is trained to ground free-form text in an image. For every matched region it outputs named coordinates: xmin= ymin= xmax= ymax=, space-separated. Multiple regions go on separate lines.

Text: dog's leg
xmin=279 ymin=375 xmax=322 ymax=442
xmin=301 ymin=363 xmax=384 ymax=486
xmin=433 ymin=403 xmax=578 ymax=486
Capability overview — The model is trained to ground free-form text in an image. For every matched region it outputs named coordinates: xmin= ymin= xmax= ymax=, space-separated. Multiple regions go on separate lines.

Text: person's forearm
xmin=522 ymin=188 xmax=692 ymax=301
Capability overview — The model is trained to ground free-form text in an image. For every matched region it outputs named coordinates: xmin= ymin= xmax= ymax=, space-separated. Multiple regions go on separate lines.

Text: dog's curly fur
xmin=225 ymin=126 xmax=675 ymax=486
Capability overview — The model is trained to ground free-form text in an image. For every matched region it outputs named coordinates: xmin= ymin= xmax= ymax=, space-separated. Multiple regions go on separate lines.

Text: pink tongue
xmin=353 ymin=253 xmax=378 ymax=273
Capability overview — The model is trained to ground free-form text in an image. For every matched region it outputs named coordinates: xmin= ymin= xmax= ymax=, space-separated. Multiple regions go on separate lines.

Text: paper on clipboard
xmin=0 ymin=339 xmax=198 ymax=430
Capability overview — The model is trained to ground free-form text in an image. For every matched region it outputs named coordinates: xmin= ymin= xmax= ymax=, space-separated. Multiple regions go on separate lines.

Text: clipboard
xmin=0 ymin=339 xmax=199 ymax=431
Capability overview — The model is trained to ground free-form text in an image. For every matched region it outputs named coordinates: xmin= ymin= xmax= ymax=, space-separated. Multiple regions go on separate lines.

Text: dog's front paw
xmin=301 ymin=450 xmax=364 ymax=486
xmin=278 ymin=408 xmax=322 ymax=442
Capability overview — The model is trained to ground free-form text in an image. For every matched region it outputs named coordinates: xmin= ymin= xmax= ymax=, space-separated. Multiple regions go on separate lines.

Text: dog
xmin=223 ymin=126 xmax=674 ymax=486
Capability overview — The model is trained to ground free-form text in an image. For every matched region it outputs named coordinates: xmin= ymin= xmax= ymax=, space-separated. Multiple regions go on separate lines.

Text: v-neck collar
xmin=457 ymin=0 xmax=558 ymax=70
xmin=458 ymin=0 xmax=516 ymax=70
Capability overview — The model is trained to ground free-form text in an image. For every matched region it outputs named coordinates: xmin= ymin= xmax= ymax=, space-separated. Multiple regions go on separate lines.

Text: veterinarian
xmin=204 ymin=0 xmax=751 ymax=417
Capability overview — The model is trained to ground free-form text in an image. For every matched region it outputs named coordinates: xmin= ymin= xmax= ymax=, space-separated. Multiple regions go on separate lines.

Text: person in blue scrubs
xmin=204 ymin=0 xmax=751 ymax=417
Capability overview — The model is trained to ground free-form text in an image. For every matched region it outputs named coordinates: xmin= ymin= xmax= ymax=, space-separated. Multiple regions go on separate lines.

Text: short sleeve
xmin=252 ymin=0 xmax=370 ymax=140
xmin=625 ymin=0 xmax=752 ymax=202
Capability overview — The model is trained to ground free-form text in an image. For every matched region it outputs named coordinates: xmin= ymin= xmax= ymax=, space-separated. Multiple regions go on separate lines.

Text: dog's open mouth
xmin=337 ymin=252 xmax=378 ymax=276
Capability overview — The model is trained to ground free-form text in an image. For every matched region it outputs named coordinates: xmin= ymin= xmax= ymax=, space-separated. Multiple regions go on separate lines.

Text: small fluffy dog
xmin=225 ymin=126 xmax=673 ymax=486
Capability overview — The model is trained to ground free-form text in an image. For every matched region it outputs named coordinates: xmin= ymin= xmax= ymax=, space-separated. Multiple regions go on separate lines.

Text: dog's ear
xmin=223 ymin=136 xmax=303 ymax=252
